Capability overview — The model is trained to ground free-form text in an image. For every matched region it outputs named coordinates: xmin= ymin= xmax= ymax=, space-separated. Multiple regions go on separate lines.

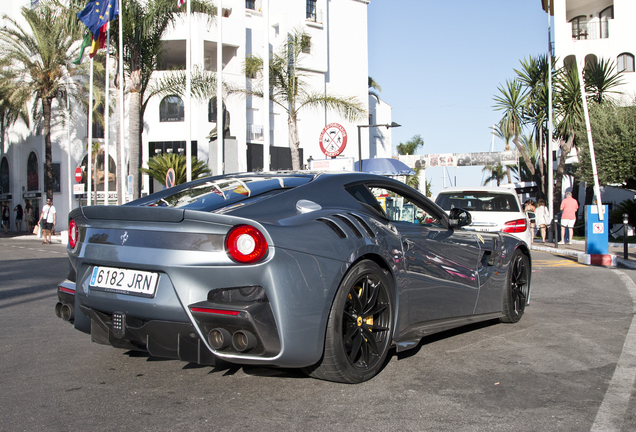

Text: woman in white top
xmin=534 ymin=198 xmax=551 ymax=243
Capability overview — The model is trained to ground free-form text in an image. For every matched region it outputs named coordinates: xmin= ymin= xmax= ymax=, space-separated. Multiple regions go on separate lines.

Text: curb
xmin=531 ymin=243 xmax=636 ymax=270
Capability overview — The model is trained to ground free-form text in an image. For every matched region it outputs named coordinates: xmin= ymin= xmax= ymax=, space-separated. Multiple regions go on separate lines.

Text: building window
xmin=570 ymin=15 xmax=587 ymax=40
xmin=160 ymin=95 xmax=184 ymax=122
xmin=27 ymin=152 xmax=38 ymax=191
xmin=617 ymin=53 xmax=635 ymax=73
xmin=301 ymin=35 xmax=311 ymax=54
xmin=246 ymin=0 xmax=256 ymax=10
xmin=599 ymin=6 xmax=613 ymax=39
xmin=306 ymin=0 xmax=317 ymax=21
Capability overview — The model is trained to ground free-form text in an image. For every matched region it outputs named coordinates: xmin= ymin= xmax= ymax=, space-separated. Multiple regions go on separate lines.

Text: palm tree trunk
xmin=129 ymin=70 xmax=142 ymax=199
xmin=512 ymin=133 xmax=535 ymax=177
xmin=43 ymin=97 xmax=53 ymax=200
xmin=288 ymin=113 xmax=300 ymax=170
xmin=116 ymin=90 xmax=123 ymax=205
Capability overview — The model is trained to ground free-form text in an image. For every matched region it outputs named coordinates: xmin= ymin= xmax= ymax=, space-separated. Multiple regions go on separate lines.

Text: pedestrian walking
xmin=559 ymin=191 xmax=579 ymax=245
xmin=534 ymin=199 xmax=551 ymax=243
xmin=37 ymin=198 xmax=56 ymax=244
xmin=1 ymin=202 xmax=10 ymax=234
xmin=14 ymin=203 xmax=23 ymax=233
xmin=24 ymin=202 xmax=34 ymax=233
xmin=524 ymin=199 xmax=536 ymax=244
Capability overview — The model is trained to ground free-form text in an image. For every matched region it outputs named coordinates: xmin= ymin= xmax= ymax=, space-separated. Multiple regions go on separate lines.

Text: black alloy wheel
xmin=305 ymin=260 xmax=393 ymax=383
xmin=501 ymin=249 xmax=530 ymax=323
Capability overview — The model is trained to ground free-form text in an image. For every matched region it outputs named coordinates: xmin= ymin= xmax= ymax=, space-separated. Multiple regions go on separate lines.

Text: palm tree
xmin=0 ymin=2 xmax=88 ymax=199
xmin=243 ymin=28 xmax=365 ymax=170
xmin=0 ymin=65 xmax=30 ymax=152
xmin=493 ymin=79 xmax=535 ymax=179
xmin=396 ymin=134 xmax=424 ymax=156
xmin=482 ymin=164 xmax=507 ymax=186
xmin=368 ymin=76 xmax=382 ymax=103
xmin=140 ymin=153 xmax=211 ymax=186
xmin=552 ymin=58 xmax=623 ymax=208
xmin=107 ymin=0 xmax=216 ymax=199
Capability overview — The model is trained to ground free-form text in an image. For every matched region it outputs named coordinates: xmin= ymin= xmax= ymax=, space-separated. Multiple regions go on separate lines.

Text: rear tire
xmin=501 ymin=249 xmax=530 ymax=323
xmin=305 ymin=260 xmax=393 ymax=383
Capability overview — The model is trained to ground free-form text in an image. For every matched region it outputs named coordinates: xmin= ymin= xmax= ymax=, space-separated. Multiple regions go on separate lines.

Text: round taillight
xmin=68 ymin=219 xmax=79 ymax=250
xmin=225 ymin=225 xmax=268 ymax=263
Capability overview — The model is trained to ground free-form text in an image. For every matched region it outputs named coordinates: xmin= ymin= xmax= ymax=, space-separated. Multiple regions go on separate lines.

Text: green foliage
xmin=0 ymin=1 xmax=91 ymax=199
xmin=396 ymin=134 xmax=424 ymax=155
xmin=609 ymin=199 xmax=636 ymax=227
xmin=482 ymin=164 xmax=507 ymax=186
xmin=140 ymin=153 xmax=211 ymax=186
xmin=405 ymin=166 xmax=420 ymax=190
xmin=239 ymin=28 xmax=365 ymax=170
xmin=575 ymin=104 xmax=636 ymax=188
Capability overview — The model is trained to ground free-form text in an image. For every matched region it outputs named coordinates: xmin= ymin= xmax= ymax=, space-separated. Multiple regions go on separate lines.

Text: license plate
xmin=89 ymin=266 xmax=159 ymax=297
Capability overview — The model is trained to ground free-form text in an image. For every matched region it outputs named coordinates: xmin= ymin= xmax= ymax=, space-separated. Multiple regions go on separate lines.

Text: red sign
xmin=75 ymin=167 xmax=83 ymax=183
xmin=319 ymin=123 xmax=347 ymax=157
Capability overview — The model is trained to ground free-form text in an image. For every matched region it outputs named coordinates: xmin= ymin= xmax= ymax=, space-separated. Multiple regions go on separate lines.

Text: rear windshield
xmin=435 ymin=191 xmax=520 ymax=212
xmin=144 ymin=175 xmax=313 ymax=212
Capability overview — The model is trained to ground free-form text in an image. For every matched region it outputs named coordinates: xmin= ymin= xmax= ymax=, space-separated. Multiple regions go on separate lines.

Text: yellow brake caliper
xmin=350 ymin=285 xmax=373 ymax=332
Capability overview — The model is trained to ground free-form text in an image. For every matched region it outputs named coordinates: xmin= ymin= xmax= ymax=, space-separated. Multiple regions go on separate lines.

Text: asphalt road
xmin=1 ymin=236 xmax=635 ymax=432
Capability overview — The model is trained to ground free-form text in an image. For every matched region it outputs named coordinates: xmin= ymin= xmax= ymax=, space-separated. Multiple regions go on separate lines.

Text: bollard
xmin=553 ymin=219 xmax=559 ymax=248
xmin=624 ymin=213 xmax=629 ymax=260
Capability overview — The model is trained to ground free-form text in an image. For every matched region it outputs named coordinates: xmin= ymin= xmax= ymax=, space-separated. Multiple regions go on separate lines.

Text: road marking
xmin=591 ymin=270 xmax=636 ymax=432
xmin=531 ymin=259 xmax=584 ymax=268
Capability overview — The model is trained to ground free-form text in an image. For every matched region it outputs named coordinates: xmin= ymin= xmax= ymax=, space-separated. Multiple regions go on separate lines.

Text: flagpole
xmin=216 ymin=0 xmax=223 ymax=176
xmin=88 ymin=58 xmax=94 ymax=206
xmin=104 ymin=22 xmax=110 ymax=206
xmin=119 ymin=4 xmax=125 ymax=202
xmin=263 ymin=0 xmax=270 ymax=172
xmin=185 ymin=0 xmax=192 ymax=182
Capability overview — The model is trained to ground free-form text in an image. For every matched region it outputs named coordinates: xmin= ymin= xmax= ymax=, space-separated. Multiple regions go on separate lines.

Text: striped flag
xmin=178 ymin=0 xmax=185 ymax=8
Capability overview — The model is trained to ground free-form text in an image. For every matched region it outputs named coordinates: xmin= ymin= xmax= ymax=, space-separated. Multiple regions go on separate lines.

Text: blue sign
xmin=585 ymin=205 xmax=609 ymax=255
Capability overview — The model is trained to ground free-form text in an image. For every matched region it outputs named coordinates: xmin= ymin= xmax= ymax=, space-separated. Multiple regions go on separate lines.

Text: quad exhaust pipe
xmin=55 ymin=302 xmax=74 ymax=322
xmin=207 ymin=328 xmax=257 ymax=352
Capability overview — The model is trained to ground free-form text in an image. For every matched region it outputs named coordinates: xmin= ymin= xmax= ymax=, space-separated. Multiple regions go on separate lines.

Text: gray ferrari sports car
xmin=56 ymin=171 xmax=531 ymax=383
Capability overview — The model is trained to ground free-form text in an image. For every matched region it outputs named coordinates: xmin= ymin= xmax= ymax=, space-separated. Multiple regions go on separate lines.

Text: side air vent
xmin=348 ymin=213 xmax=376 ymax=238
xmin=316 ymin=218 xmax=347 ymax=238
xmin=333 ymin=215 xmax=363 ymax=238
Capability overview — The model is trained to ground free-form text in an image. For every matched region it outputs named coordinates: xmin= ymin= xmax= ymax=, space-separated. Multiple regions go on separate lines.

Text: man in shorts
xmin=38 ymin=197 xmax=56 ymax=244
xmin=560 ymin=191 xmax=579 ymax=245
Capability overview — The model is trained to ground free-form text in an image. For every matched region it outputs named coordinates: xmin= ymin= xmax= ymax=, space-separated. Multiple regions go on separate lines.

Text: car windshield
xmin=435 ymin=191 xmax=521 ymax=212
xmin=144 ymin=175 xmax=313 ymax=212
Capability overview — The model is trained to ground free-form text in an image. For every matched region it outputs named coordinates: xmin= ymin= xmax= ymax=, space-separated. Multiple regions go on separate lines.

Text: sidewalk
xmin=531 ymin=239 xmax=636 ymax=269
xmin=1 ymin=230 xmax=64 ymax=244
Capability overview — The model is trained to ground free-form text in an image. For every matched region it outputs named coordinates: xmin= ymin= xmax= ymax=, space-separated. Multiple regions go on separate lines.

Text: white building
xmin=546 ymin=0 xmax=636 ymax=99
xmin=0 ymin=0 xmax=389 ymax=232
xmin=542 ymin=0 xmax=635 ymax=209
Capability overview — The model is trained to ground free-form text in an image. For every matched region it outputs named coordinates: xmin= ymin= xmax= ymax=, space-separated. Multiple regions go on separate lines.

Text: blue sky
xmin=367 ymin=0 xmax=550 ymax=196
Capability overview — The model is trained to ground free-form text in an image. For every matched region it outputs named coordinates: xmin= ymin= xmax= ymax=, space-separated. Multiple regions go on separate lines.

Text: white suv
xmin=435 ymin=186 xmax=531 ymax=245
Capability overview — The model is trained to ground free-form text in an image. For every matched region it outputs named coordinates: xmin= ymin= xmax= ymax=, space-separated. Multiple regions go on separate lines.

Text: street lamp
xmin=357 ymin=122 xmax=401 ymax=172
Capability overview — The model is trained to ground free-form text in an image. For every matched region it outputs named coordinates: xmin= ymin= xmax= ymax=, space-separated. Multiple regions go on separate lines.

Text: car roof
xmin=437 ymin=186 xmax=518 ymax=195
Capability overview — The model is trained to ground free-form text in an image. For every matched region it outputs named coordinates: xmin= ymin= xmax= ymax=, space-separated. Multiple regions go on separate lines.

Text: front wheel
xmin=305 ymin=260 xmax=394 ymax=383
xmin=501 ymin=249 xmax=530 ymax=323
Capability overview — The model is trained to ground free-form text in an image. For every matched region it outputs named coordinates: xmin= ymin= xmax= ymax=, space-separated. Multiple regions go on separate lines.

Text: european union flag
xmin=77 ymin=0 xmax=120 ymax=36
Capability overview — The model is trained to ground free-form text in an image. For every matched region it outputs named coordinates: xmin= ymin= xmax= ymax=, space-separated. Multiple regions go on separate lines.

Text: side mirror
xmin=448 ymin=208 xmax=472 ymax=228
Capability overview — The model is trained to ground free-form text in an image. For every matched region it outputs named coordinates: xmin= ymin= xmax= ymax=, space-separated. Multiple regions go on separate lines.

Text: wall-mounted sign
xmin=310 ymin=157 xmax=354 ymax=172
xmin=319 ymin=123 xmax=347 ymax=158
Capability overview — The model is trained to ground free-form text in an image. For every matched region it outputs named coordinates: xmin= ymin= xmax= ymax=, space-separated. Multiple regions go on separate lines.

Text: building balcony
xmin=570 ymin=19 xmax=611 ymax=40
